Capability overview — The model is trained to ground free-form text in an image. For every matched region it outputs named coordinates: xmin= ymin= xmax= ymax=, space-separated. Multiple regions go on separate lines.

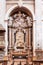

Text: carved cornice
xmin=6 ymin=0 xmax=34 ymax=4
xmin=6 ymin=0 xmax=34 ymax=1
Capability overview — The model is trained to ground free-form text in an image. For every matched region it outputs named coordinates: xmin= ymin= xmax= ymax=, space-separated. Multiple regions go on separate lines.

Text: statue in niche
xmin=15 ymin=28 xmax=24 ymax=49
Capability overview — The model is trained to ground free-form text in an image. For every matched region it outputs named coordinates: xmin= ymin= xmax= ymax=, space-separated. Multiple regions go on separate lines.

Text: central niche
xmin=8 ymin=10 xmax=33 ymax=51
xmin=16 ymin=28 xmax=25 ymax=48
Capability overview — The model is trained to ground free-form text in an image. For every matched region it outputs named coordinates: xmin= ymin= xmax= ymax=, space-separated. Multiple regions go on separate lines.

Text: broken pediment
xmin=8 ymin=11 xmax=32 ymax=28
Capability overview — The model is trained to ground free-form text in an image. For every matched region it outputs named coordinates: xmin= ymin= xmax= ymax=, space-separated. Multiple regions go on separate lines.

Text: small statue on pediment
xmin=26 ymin=16 xmax=32 ymax=26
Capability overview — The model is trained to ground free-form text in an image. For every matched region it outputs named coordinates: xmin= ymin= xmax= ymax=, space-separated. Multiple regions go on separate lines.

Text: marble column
xmin=5 ymin=21 xmax=8 ymax=56
xmin=35 ymin=0 xmax=42 ymax=50
xmin=9 ymin=27 xmax=12 ymax=48
xmin=33 ymin=21 xmax=36 ymax=56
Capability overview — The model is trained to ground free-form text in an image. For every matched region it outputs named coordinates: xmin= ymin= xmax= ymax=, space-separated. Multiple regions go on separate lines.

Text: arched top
xmin=10 ymin=6 xmax=33 ymax=18
xmin=5 ymin=5 xmax=35 ymax=20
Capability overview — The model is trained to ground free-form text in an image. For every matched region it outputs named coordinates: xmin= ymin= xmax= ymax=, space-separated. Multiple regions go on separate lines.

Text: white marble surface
xmin=0 ymin=0 xmax=43 ymax=56
xmin=0 ymin=0 xmax=8 ymax=55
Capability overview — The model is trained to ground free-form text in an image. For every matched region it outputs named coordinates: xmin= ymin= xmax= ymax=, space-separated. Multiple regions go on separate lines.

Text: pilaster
xmin=35 ymin=0 xmax=42 ymax=50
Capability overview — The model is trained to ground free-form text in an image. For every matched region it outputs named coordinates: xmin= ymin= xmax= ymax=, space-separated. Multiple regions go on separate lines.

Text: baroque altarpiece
xmin=7 ymin=9 xmax=33 ymax=65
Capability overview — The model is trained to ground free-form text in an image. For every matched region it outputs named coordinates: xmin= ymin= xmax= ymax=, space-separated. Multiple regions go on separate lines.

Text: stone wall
xmin=0 ymin=0 xmax=43 ymax=56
